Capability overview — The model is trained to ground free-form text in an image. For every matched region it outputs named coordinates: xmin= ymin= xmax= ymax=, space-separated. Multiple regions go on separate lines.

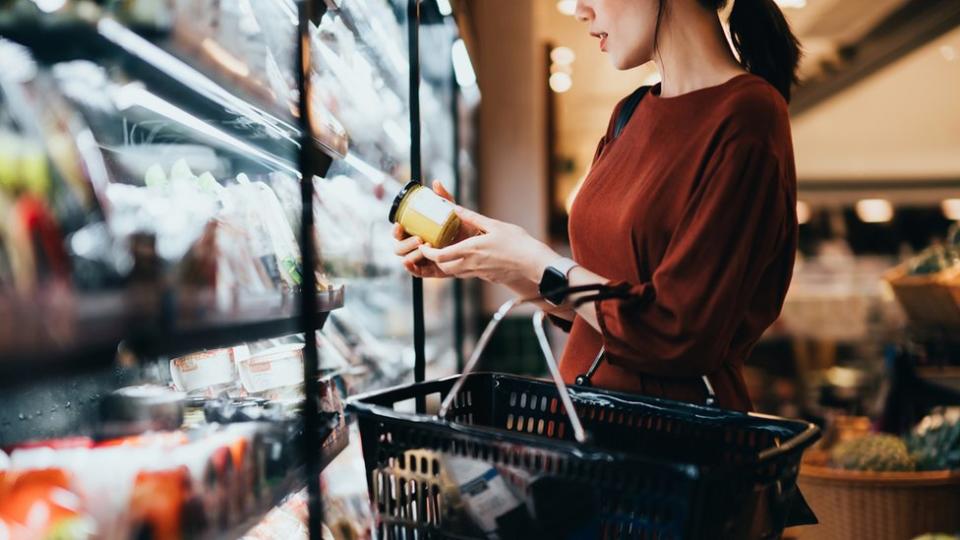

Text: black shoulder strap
xmin=612 ymin=86 xmax=650 ymax=139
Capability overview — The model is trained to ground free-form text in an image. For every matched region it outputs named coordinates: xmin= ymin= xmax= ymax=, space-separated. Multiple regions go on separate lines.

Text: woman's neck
xmin=654 ymin=7 xmax=745 ymax=98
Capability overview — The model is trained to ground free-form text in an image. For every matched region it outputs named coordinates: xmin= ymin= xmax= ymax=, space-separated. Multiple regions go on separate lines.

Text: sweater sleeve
xmin=595 ymin=138 xmax=790 ymax=377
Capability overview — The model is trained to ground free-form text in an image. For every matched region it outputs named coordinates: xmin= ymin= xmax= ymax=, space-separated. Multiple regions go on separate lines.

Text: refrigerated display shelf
xmin=330 ymin=3 xmax=408 ymax=99
xmin=229 ymin=418 xmax=350 ymax=540
xmin=0 ymin=286 xmax=345 ymax=387
xmin=0 ymin=17 xmax=347 ymax=171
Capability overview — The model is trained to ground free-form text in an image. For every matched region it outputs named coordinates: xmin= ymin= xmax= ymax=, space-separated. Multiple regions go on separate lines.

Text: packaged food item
xmin=170 ymin=432 xmax=246 ymax=535
xmin=95 ymin=431 xmax=190 ymax=449
xmin=389 ymin=181 xmax=461 ymax=248
xmin=439 ymin=454 xmax=528 ymax=537
xmin=99 ymin=385 xmax=186 ymax=439
xmin=5 ymin=437 xmax=95 ymax=452
xmin=0 ymin=468 xmax=97 ymax=540
xmin=128 ymin=466 xmax=205 ymax=540
xmin=220 ymin=178 xmax=302 ymax=290
xmin=237 ymin=343 xmax=305 ymax=399
xmin=223 ymin=425 xmax=268 ymax=513
xmin=169 ymin=346 xmax=243 ymax=396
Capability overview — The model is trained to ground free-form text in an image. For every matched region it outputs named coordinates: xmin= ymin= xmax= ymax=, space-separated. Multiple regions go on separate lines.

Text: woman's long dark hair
xmin=654 ymin=0 xmax=801 ymax=102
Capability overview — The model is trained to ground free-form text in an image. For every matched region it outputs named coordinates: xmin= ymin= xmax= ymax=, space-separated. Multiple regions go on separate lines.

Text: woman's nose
xmin=574 ymin=0 xmax=593 ymax=22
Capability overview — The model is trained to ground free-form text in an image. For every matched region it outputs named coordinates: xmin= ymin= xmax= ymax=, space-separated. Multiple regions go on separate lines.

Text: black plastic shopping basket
xmin=347 ymin=295 xmax=820 ymax=539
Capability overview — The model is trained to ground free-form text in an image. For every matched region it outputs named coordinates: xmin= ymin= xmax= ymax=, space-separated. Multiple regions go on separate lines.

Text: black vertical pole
xmin=409 ymin=0 xmax=427 ymax=413
xmin=296 ymin=2 xmax=328 ymax=540
xmin=451 ymin=57 xmax=465 ymax=372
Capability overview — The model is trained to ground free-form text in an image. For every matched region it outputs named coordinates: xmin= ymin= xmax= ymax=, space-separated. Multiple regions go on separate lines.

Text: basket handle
xmin=574 ymin=346 xmax=718 ymax=407
xmin=436 ymin=296 xmax=590 ymax=443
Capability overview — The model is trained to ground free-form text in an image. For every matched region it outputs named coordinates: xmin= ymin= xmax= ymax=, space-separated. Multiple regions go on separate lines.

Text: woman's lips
xmin=590 ymin=31 xmax=608 ymax=52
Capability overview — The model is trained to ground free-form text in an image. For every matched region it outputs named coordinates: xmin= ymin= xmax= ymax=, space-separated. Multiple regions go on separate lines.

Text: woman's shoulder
xmin=713 ymin=74 xmax=791 ymax=142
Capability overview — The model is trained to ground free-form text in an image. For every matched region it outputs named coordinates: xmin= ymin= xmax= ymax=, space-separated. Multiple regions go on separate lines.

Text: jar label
xmin=410 ymin=191 xmax=455 ymax=226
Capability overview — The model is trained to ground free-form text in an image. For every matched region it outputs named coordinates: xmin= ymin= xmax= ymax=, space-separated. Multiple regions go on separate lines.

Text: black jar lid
xmin=388 ymin=180 xmax=422 ymax=224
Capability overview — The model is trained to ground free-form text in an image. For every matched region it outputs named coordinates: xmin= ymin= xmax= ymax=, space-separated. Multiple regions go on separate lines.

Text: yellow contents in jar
xmin=390 ymin=181 xmax=461 ymax=248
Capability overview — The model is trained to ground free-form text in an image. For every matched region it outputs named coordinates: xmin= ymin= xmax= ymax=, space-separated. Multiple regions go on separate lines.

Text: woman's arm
xmin=394 ymin=182 xmax=574 ymax=320
xmin=422 ymin=138 xmax=791 ymax=378
xmin=505 ymin=277 xmax=576 ymax=320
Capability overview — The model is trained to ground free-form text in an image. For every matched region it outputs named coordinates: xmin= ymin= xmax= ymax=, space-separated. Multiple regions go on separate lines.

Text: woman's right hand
xmin=394 ymin=180 xmax=479 ymax=278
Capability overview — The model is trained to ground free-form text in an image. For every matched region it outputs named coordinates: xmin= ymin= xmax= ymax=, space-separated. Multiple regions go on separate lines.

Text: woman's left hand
xmin=419 ymin=207 xmax=558 ymax=285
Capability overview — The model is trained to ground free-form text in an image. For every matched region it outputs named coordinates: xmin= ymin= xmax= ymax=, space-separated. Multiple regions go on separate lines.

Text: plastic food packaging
xmin=237 ymin=343 xmax=306 ymax=399
xmin=389 ymin=181 xmax=461 ymax=248
xmin=169 ymin=346 xmax=245 ymax=396
xmin=439 ymin=454 xmax=528 ymax=537
xmin=128 ymin=465 xmax=205 ymax=540
xmin=99 ymin=385 xmax=186 ymax=439
xmin=220 ymin=178 xmax=302 ymax=290
xmin=0 ymin=468 xmax=98 ymax=540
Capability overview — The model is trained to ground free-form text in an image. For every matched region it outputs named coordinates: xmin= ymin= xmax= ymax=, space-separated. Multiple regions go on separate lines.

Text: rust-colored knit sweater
xmin=560 ymin=74 xmax=797 ymax=411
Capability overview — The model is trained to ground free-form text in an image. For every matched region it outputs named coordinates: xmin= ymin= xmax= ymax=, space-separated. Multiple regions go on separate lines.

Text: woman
xmin=394 ymin=0 xmax=800 ymax=411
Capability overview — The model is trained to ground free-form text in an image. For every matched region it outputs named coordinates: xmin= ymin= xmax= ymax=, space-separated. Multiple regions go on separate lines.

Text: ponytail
xmin=726 ymin=0 xmax=801 ymax=102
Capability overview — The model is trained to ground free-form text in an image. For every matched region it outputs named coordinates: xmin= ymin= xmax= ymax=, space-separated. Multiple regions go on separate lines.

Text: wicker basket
xmin=788 ymin=465 xmax=960 ymax=540
xmin=884 ymin=265 xmax=960 ymax=330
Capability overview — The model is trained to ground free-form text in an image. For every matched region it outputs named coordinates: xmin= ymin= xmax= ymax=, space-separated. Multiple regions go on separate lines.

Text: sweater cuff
xmin=594 ymin=281 xmax=654 ymax=364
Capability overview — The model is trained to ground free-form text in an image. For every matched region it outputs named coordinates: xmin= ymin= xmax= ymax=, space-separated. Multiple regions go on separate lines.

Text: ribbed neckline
xmin=647 ymin=72 xmax=754 ymax=106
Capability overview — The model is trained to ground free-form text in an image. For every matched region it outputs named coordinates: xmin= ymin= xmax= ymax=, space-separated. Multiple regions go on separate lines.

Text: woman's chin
xmin=609 ymin=52 xmax=647 ymax=72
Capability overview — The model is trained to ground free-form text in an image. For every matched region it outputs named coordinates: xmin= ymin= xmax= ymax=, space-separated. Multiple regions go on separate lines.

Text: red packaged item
xmin=95 ymin=431 xmax=189 ymax=448
xmin=127 ymin=466 xmax=205 ymax=540
xmin=6 ymin=195 xmax=70 ymax=292
xmin=4 ymin=437 xmax=94 ymax=453
xmin=228 ymin=435 xmax=255 ymax=515
xmin=175 ymin=439 xmax=235 ymax=534
xmin=208 ymin=444 xmax=237 ymax=531
xmin=0 ymin=469 xmax=96 ymax=540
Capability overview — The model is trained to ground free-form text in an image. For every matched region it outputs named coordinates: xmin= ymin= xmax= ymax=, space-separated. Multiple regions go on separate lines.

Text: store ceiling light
xmin=773 ymin=0 xmax=806 ymax=8
xmin=451 ymin=39 xmax=477 ymax=88
xmin=549 ymin=72 xmax=573 ymax=93
xmin=855 ymin=199 xmax=894 ymax=223
xmin=942 ymin=199 xmax=960 ymax=221
xmin=557 ymin=0 xmax=577 ymax=16
xmin=435 ymin=0 xmax=453 ymax=17
xmin=550 ymin=46 xmax=576 ymax=66
xmin=796 ymin=200 xmax=811 ymax=225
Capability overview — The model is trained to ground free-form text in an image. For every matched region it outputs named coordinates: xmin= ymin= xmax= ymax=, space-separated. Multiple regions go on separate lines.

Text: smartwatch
xmin=538 ymin=258 xmax=579 ymax=306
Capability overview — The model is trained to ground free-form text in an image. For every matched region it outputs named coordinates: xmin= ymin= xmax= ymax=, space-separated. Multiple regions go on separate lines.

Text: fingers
xmin=393 ymin=222 xmax=409 ymax=240
xmin=394 ymin=235 xmax=423 ymax=257
xmin=403 ymin=260 xmax=423 ymax=277
xmin=419 ymin=236 xmax=481 ymax=263
xmin=403 ymin=259 xmax=448 ymax=279
xmin=402 ymin=247 xmax=429 ymax=268
xmin=454 ymin=206 xmax=498 ymax=232
xmin=432 ymin=180 xmax=454 ymax=202
xmin=435 ymin=258 xmax=473 ymax=277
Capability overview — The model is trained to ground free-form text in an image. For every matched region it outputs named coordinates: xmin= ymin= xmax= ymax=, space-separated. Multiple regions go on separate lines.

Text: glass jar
xmin=389 ymin=181 xmax=461 ymax=248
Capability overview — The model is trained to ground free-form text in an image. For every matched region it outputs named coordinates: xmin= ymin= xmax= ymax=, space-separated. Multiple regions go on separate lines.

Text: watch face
xmin=539 ymin=267 xmax=568 ymax=305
